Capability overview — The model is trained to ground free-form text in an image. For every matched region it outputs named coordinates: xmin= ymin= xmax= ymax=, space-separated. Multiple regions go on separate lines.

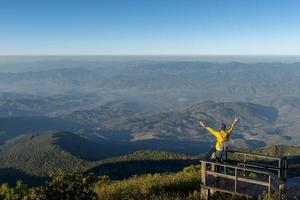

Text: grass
xmin=94 ymin=165 xmax=200 ymax=200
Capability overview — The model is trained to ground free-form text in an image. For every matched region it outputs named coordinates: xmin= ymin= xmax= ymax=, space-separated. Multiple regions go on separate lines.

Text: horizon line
xmin=1 ymin=54 xmax=300 ymax=57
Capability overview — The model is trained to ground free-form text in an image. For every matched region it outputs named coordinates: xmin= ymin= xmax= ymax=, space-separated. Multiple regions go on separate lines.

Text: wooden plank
xmin=238 ymin=162 xmax=281 ymax=178
xmin=207 ymin=170 xmax=235 ymax=180
xmin=228 ymin=151 xmax=281 ymax=161
xmin=204 ymin=178 xmax=269 ymax=196
xmin=268 ymin=176 xmax=271 ymax=193
xmin=236 ymin=177 xmax=270 ymax=187
xmin=241 ymin=162 xmax=281 ymax=171
xmin=235 ymin=168 xmax=237 ymax=192
xmin=203 ymin=160 xmax=271 ymax=175
xmin=206 ymin=171 xmax=270 ymax=187
xmin=201 ymin=185 xmax=250 ymax=197
xmin=200 ymin=187 xmax=210 ymax=200
xmin=201 ymin=161 xmax=206 ymax=186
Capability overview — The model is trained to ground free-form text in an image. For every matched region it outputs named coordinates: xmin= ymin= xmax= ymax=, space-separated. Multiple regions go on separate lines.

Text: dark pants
xmin=215 ymin=150 xmax=227 ymax=162
xmin=215 ymin=150 xmax=227 ymax=173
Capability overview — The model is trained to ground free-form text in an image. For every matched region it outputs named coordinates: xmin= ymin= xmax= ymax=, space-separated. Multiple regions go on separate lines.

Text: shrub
xmin=94 ymin=165 xmax=200 ymax=200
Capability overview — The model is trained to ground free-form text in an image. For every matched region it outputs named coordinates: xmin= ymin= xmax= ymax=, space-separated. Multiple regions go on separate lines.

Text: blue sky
xmin=0 ymin=0 xmax=300 ymax=55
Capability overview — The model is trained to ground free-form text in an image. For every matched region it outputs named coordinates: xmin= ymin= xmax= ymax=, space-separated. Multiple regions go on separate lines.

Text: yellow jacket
xmin=206 ymin=123 xmax=237 ymax=151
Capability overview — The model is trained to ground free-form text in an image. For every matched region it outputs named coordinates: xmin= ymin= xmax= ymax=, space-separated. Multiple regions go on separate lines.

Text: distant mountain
xmin=62 ymin=101 xmax=294 ymax=149
xmin=1 ymin=62 xmax=300 ymax=149
xmin=0 ymin=95 xmax=101 ymax=117
xmin=1 ymin=99 xmax=297 ymax=152
xmin=270 ymin=97 xmax=300 ymax=138
xmin=62 ymin=100 xmax=145 ymax=126
xmin=0 ymin=116 xmax=83 ymax=142
xmin=1 ymin=62 xmax=300 ymax=109
xmin=243 ymin=145 xmax=300 ymax=157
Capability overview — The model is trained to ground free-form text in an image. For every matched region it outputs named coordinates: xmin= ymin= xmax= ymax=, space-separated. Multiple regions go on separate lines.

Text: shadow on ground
xmin=87 ymin=159 xmax=199 ymax=179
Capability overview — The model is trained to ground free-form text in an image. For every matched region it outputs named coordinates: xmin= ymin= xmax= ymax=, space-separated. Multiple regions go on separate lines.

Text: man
xmin=199 ymin=117 xmax=239 ymax=162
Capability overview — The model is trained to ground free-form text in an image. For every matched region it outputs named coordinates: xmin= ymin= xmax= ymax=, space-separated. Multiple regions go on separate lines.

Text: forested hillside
xmin=0 ymin=128 xmax=298 ymax=186
xmin=0 ymin=131 xmax=199 ymax=185
xmin=61 ymin=100 xmax=298 ymax=149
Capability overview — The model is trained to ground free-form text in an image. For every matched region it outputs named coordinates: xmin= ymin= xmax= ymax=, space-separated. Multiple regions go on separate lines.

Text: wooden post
xmin=201 ymin=161 xmax=207 ymax=186
xmin=243 ymin=155 xmax=246 ymax=177
xmin=268 ymin=176 xmax=271 ymax=193
xmin=201 ymin=161 xmax=210 ymax=200
xmin=235 ymin=168 xmax=237 ymax=193
xmin=201 ymin=187 xmax=210 ymax=200
xmin=279 ymin=183 xmax=286 ymax=199
xmin=211 ymin=163 xmax=215 ymax=172
xmin=284 ymin=157 xmax=288 ymax=180
xmin=278 ymin=158 xmax=282 ymax=179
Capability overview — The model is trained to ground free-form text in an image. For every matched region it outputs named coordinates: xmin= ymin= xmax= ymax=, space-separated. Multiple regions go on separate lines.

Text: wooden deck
xmin=200 ymin=150 xmax=287 ymax=199
xmin=286 ymin=177 xmax=300 ymax=198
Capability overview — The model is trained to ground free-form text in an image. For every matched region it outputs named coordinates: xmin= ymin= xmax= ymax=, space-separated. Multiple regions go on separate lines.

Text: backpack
xmin=220 ymin=134 xmax=230 ymax=152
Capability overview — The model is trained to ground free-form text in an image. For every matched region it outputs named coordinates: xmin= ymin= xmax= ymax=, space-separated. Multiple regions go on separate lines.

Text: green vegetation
xmin=0 ymin=129 xmax=297 ymax=199
xmin=243 ymin=145 xmax=300 ymax=157
xmin=0 ymin=132 xmax=90 ymax=176
xmin=88 ymin=151 xmax=198 ymax=180
xmin=94 ymin=165 xmax=200 ymax=200
xmin=98 ymin=150 xmax=196 ymax=162
xmin=0 ymin=165 xmax=285 ymax=200
xmin=0 ymin=128 xmax=299 ymax=184
xmin=0 ymin=131 xmax=199 ymax=186
xmin=0 ymin=173 xmax=98 ymax=200
xmin=0 ymin=131 xmax=198 ymax=176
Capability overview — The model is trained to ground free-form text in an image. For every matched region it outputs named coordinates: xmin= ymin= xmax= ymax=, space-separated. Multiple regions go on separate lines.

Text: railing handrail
xmin=201 ymin=159 xmax=276 ymax=176
xmin=205 ymin=170 xmax=271 ymax=187
xmin=200 ymin=155 xmax=286 ymax=196
xmin=238 ymin=162 xmax=281 ymax=171
xmin=201 ymin=159 xmax=285 ymax=184
xmin=202 ymin=150 xmax=285 ymax=164
xmin=227 ymin=150 xmax=283 ymax=161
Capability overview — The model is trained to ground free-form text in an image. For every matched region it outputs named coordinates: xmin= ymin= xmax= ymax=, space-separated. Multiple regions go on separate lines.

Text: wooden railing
xmin=226 ymin=151 xmax=288 ymax=180
xmin=200 ymin=150 xmax=287 ymax=199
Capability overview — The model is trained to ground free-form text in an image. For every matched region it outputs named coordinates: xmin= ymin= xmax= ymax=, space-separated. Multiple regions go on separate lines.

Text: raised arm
xmin=199 ymin=120 xmax=219 ymax=137
xmin=227 ymin=117 xmax=239 ymax=135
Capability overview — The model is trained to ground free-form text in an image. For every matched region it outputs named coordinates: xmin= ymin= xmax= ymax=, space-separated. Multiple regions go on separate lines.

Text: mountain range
xmin=1 ymin=61 xmax=300 ymax=110
xmin=1 ymin=60 xmax=300 ymax=186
